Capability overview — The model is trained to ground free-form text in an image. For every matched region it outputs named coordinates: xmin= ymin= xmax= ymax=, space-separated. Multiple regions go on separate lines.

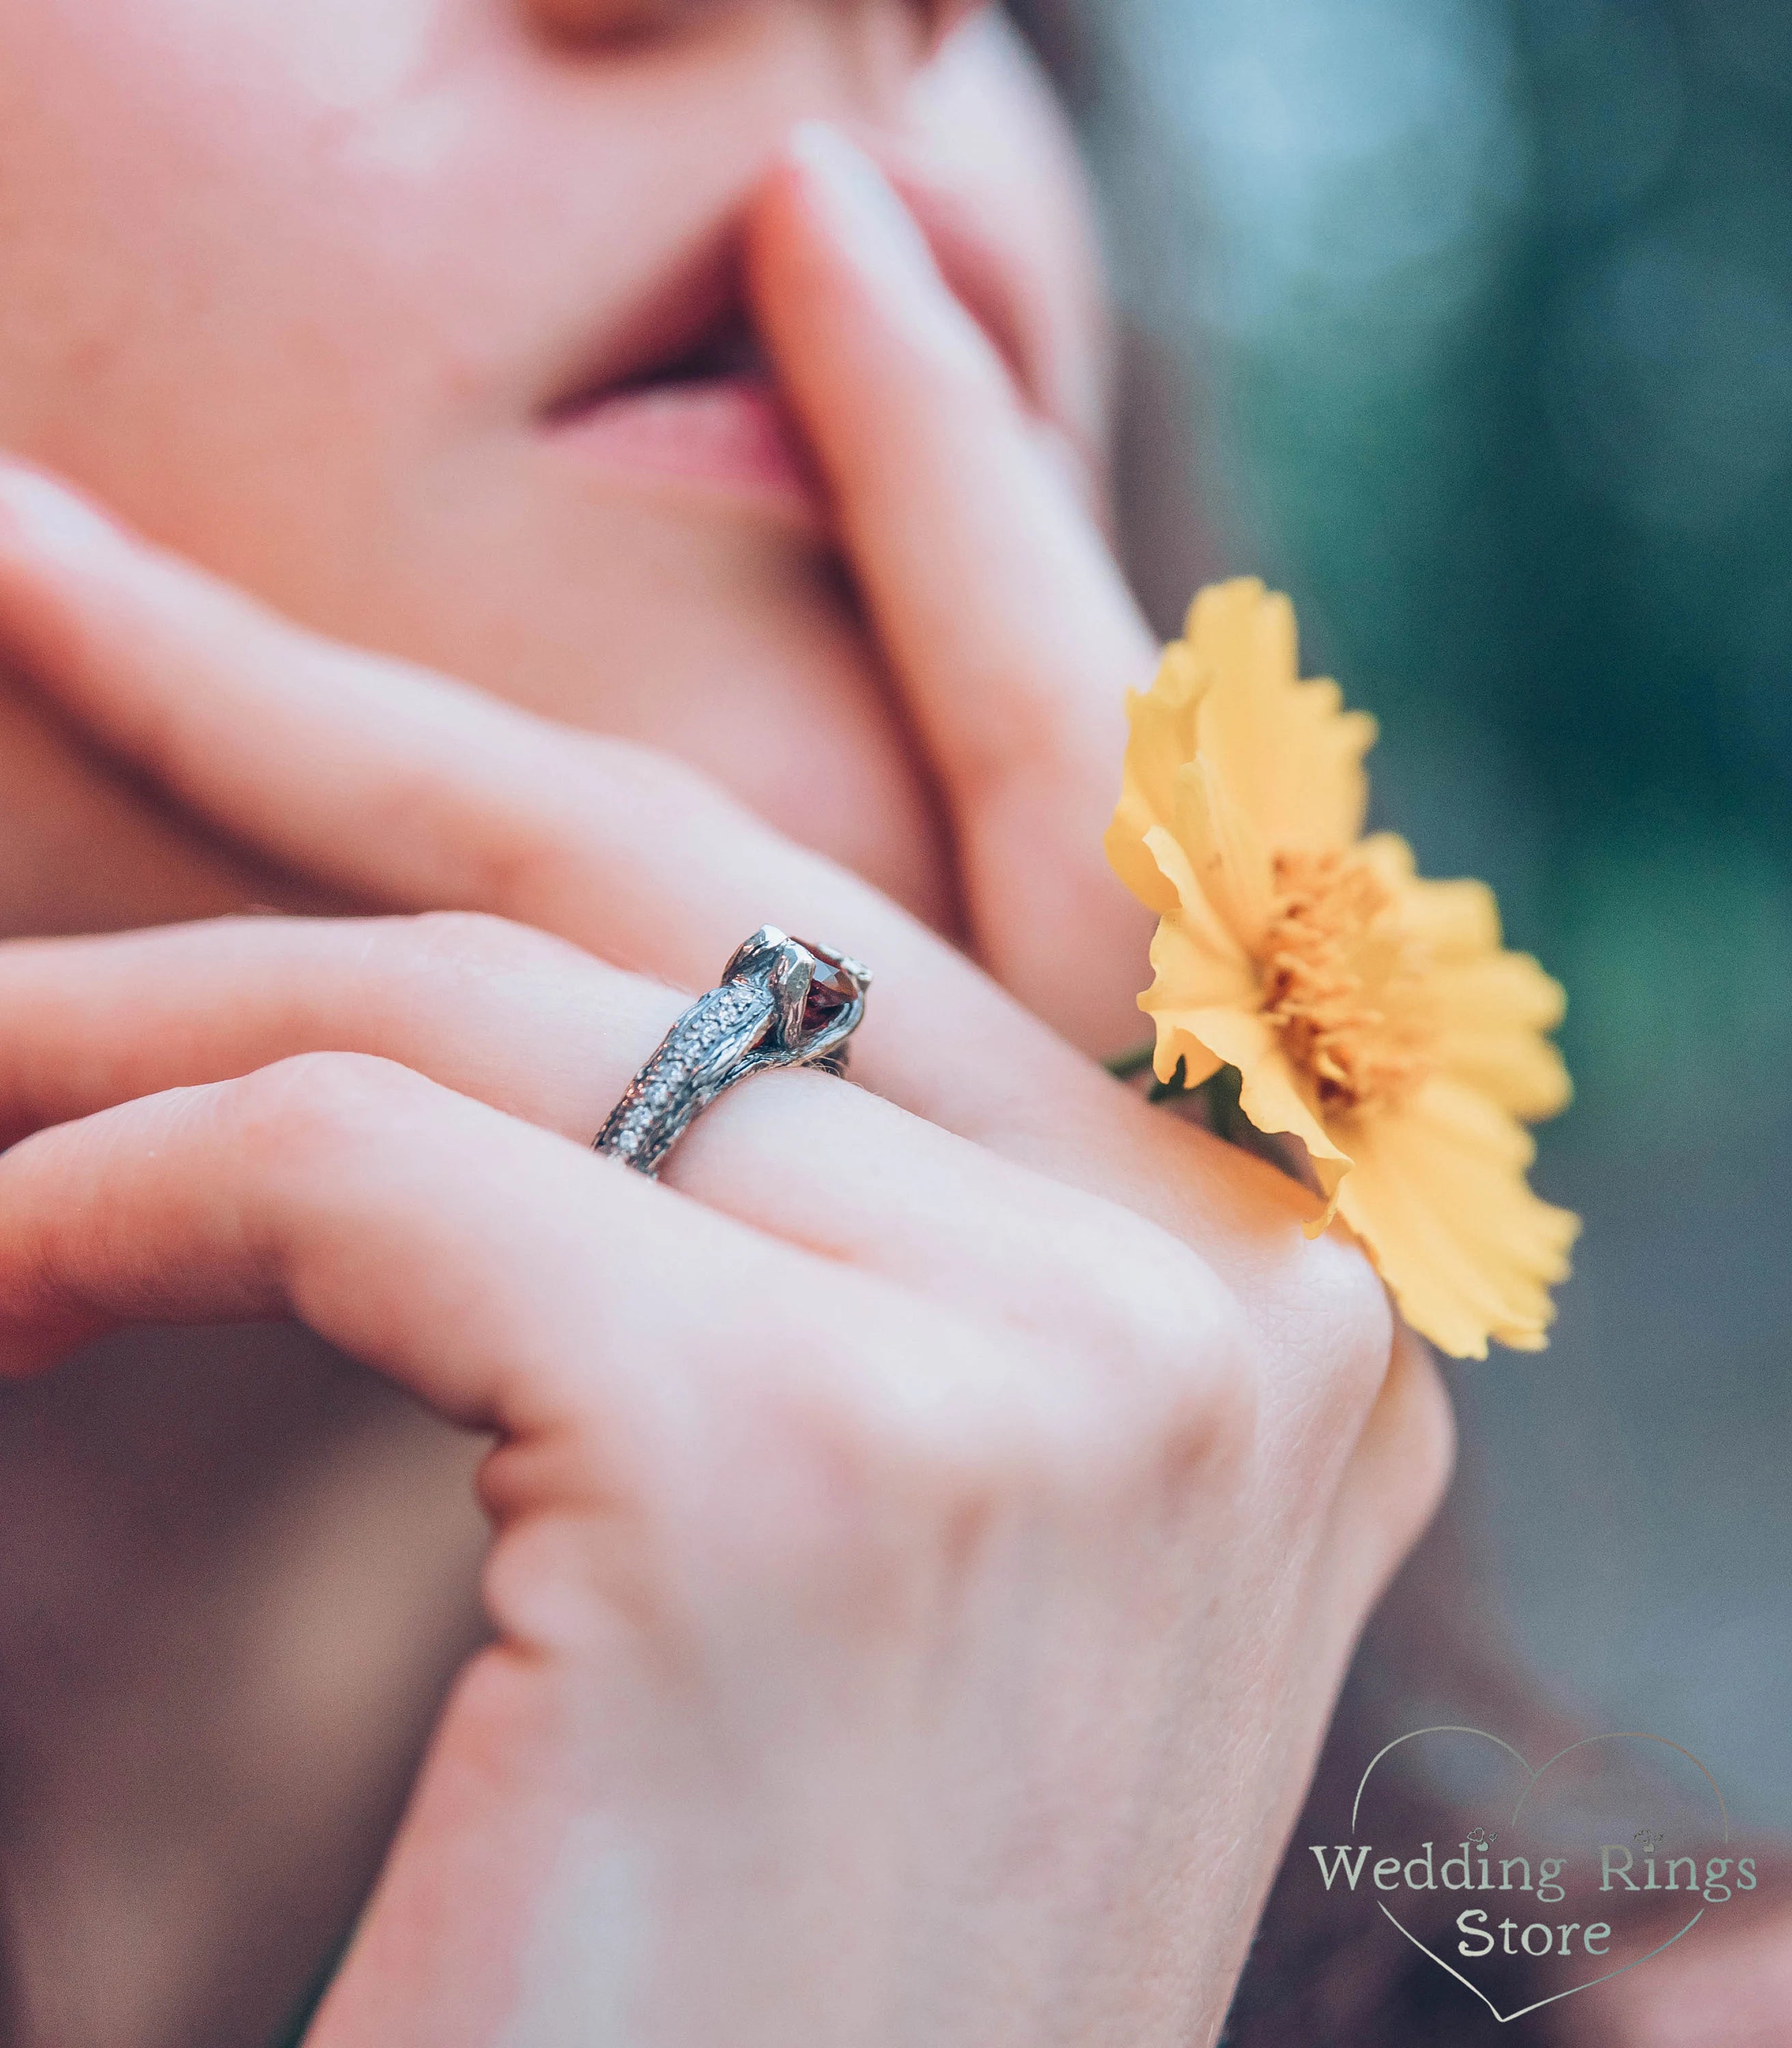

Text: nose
xmin=521 ymin=0 xmax=978 ymax=57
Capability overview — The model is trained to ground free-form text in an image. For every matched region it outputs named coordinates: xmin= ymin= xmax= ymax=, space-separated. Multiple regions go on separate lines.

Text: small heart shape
xmin=1324 ymin=1724 xmax=1735 ymax=2025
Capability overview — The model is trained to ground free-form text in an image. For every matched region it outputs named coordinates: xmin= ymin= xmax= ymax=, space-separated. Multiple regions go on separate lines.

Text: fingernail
xmin=784 ymin=121 xmax=943 ymax=295
xmin=0 ymin=464 xmax=121 ymax=558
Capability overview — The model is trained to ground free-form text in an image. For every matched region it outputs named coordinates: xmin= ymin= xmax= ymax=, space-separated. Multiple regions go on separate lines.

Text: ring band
xmin=595 ymin=926 xmax=872 ymax=1178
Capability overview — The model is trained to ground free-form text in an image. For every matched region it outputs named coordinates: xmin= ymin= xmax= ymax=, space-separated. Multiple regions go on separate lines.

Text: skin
xmin=0 ymin=446 xmax=1447 ymax=2048
xmin=0 ymin=0 xmax=1116 ymax=989
xmin=0 ymin=5 xmax=1452 ymax=2046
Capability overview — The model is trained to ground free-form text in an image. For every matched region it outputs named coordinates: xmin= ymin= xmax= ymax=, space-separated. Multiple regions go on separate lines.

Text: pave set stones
xmin=603 ymin=988 xmax=769 ymax=1161
xmin=692 ymin=985 xmax=763 ymax=1050
xmin=595 ymin=930 xmax=870 ymax=1180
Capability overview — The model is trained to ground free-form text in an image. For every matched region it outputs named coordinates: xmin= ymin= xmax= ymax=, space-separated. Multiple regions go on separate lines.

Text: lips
xmin=539 ymin=263 xmax=826 ymax=523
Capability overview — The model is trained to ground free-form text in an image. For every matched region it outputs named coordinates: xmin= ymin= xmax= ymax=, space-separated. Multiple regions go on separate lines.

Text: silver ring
xmin=595 ymin=926 xmax=872 ymax=1178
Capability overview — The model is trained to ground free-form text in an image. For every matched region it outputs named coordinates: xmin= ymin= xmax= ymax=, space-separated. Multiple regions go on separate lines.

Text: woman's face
xmin=0 ymin=0 xmax=1107 ymax=936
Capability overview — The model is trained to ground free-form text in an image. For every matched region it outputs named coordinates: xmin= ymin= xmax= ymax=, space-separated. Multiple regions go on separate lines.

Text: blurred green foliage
xmin=1064 ymin=0 xmax=1792 ymax=1161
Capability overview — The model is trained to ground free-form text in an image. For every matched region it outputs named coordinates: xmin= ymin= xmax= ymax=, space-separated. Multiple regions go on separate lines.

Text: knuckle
xmin=695 ymin=1309 xmax=1059 ymax=1623
xmin=1288 ymin=1230 xmax=1400 ymax=1436
xmin=457 ymin=734 xmax=702 ymax=918
xmin=229 ymin=1049 xmax=436 ymax=1161
xmin=1004 ymin=1197 xmax=1261 ymax=1402
xmin=390 ymin=908 xmax=591 ymax=992
xmin=1046 ymin=1210 xmax=1263 ymax=1464
xmin=1068 ymin=1232 xmax=1262 ymax=1489
xmin=464 ymin=809 xmax=583 ymax=922
xmin=820 ymin=1210 xmax=1272 ymax=1535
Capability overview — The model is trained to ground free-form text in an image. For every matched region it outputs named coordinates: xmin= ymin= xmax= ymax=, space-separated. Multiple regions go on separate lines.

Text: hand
xmin=0 ymin=492 xmax=1448 ymax=2048
xmin=0 ymin=109 xmax=1447 ymax=2045
xmin=0 ymin=902 xmax=1447 ymax=2048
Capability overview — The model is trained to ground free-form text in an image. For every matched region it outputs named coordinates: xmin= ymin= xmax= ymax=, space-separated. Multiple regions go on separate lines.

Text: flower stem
xmin=1111 ymin=1043 xmax=1251 ymax=1137
xmin=1105 ymin=1042 xmax=1158 ymax=1081
xmin=1197 ymin=1062 xmax=1251 ymax=1146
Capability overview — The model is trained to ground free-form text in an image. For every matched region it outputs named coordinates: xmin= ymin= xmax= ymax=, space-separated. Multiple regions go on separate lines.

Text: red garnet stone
xmin=797 ymin=944 xmax=859 ymax=1036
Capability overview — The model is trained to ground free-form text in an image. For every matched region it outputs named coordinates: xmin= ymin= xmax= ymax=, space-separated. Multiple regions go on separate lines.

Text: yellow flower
xmin=1106 ymin=578 xmax=1579 ymax=1360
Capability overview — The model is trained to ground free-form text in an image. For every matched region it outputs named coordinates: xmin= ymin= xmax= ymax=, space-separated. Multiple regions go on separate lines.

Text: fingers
xmin=887 ymin=10 xmax=1118 ymax=482
xmin=0 ymin=916 xmax=1242 ymax=1364
xmin=747 ymin=124 xmax=1160 ymax=1057
xmin=0 ymin=464 xmax=1384 ymax=1340
xmin=0 ymin=1052 xmax=1180 ymax=1599
xmin=877 ymin=139 xmax=1107 ymax=502
xmin=0 ymin=1053 xmax=1044 ymax=1488
xmin=0 ymin=467 xmax=1328 ymax=1290
xmin=0 ymin=1055 xmax=826 ymax=1423
xmin=0 ymin=462 xmax=1099 ymax=1147
xmin=0 ymin=911 xmax=1394 ymax=1470
xmin=0 ymin=914 xmax=670 ymax=1152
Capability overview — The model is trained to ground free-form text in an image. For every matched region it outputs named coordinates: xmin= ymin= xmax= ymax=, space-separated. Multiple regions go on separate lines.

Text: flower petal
xmin=1335 ymin=1078 xmax=1581 ymax=1359
xmin=1359 ymin=835 xmax=1500 ymax=953
xmin=1184 ymin=1008 xmax=1354 ymax=1212
xmin=1430 ymin=952 xmax=1573 ymax=1120
xmin=1187 ymin=580 xmax=1377 ymax=856
xmin=1106 ymin=638 xmax=1208 ymax=914
xmin=1136 ymin=914 xmax=1245 ymax=1090
xmin=1363 ymin=835 xmax=1573 ymax=1120
xmin=1141 ymin=830 xmax=1255 ymax=978
xmin=1174 ymin=756 xmax=1276 ymax=948
xmin=1107 ymin=580 xmax=1377 ymax=915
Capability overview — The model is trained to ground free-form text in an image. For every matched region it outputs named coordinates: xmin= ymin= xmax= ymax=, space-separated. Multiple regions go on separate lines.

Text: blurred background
xmin=1018 ymin=0 xmax=1791 ymax=1827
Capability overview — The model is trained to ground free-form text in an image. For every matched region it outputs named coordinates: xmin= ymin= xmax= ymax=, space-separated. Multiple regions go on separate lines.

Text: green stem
xmin=1110 ymin=1043 xmax=1264 ymax=1148
xmin=1197 ymin=1061 xmax=1247 ymax=1141
xmin=1105 ymin=1041 xmax=1159 ymax=1082
xmin=1113 ymin=1047 xmax=1299 ymax=1187
xmin=1148 ymin=1057 xmax=1193 ymax=1105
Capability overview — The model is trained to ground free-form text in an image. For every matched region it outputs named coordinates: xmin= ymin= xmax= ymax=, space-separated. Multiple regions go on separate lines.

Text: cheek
xmin=0 ymin=2 xmax=963 ymax=938
xmin=0 ymin=1 xmax=455 ymax=550
xmin=225 ymin=0 xmax=444 ymax=112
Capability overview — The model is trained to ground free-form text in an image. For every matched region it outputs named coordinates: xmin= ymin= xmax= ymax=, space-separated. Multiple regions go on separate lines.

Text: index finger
xmin=0 ymin=461 xmax=1098 ymax=1153
xmin=747 ymin=123 xmax=1161 ymax=1059
xmin=0 ymin=464 xmax=1320 ymax=1281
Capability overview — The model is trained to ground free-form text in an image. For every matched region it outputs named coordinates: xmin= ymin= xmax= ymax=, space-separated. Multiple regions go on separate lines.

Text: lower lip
xmin=545 ymin=373 xmax=828 ymax=523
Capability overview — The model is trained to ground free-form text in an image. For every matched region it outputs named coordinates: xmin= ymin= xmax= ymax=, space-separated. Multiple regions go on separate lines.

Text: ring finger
xmin=0 ymin=913 xmax=1238 ymax=1364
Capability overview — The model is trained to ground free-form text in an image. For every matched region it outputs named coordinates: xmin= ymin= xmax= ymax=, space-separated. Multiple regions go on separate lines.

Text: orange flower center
xmin=1260 ymin=849 xmax=1430 ymax=1115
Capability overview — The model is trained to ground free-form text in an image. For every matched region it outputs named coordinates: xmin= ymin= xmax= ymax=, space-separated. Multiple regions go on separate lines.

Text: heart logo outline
xmin=1350 ymin=1725 xmax=1730 ymax=2025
